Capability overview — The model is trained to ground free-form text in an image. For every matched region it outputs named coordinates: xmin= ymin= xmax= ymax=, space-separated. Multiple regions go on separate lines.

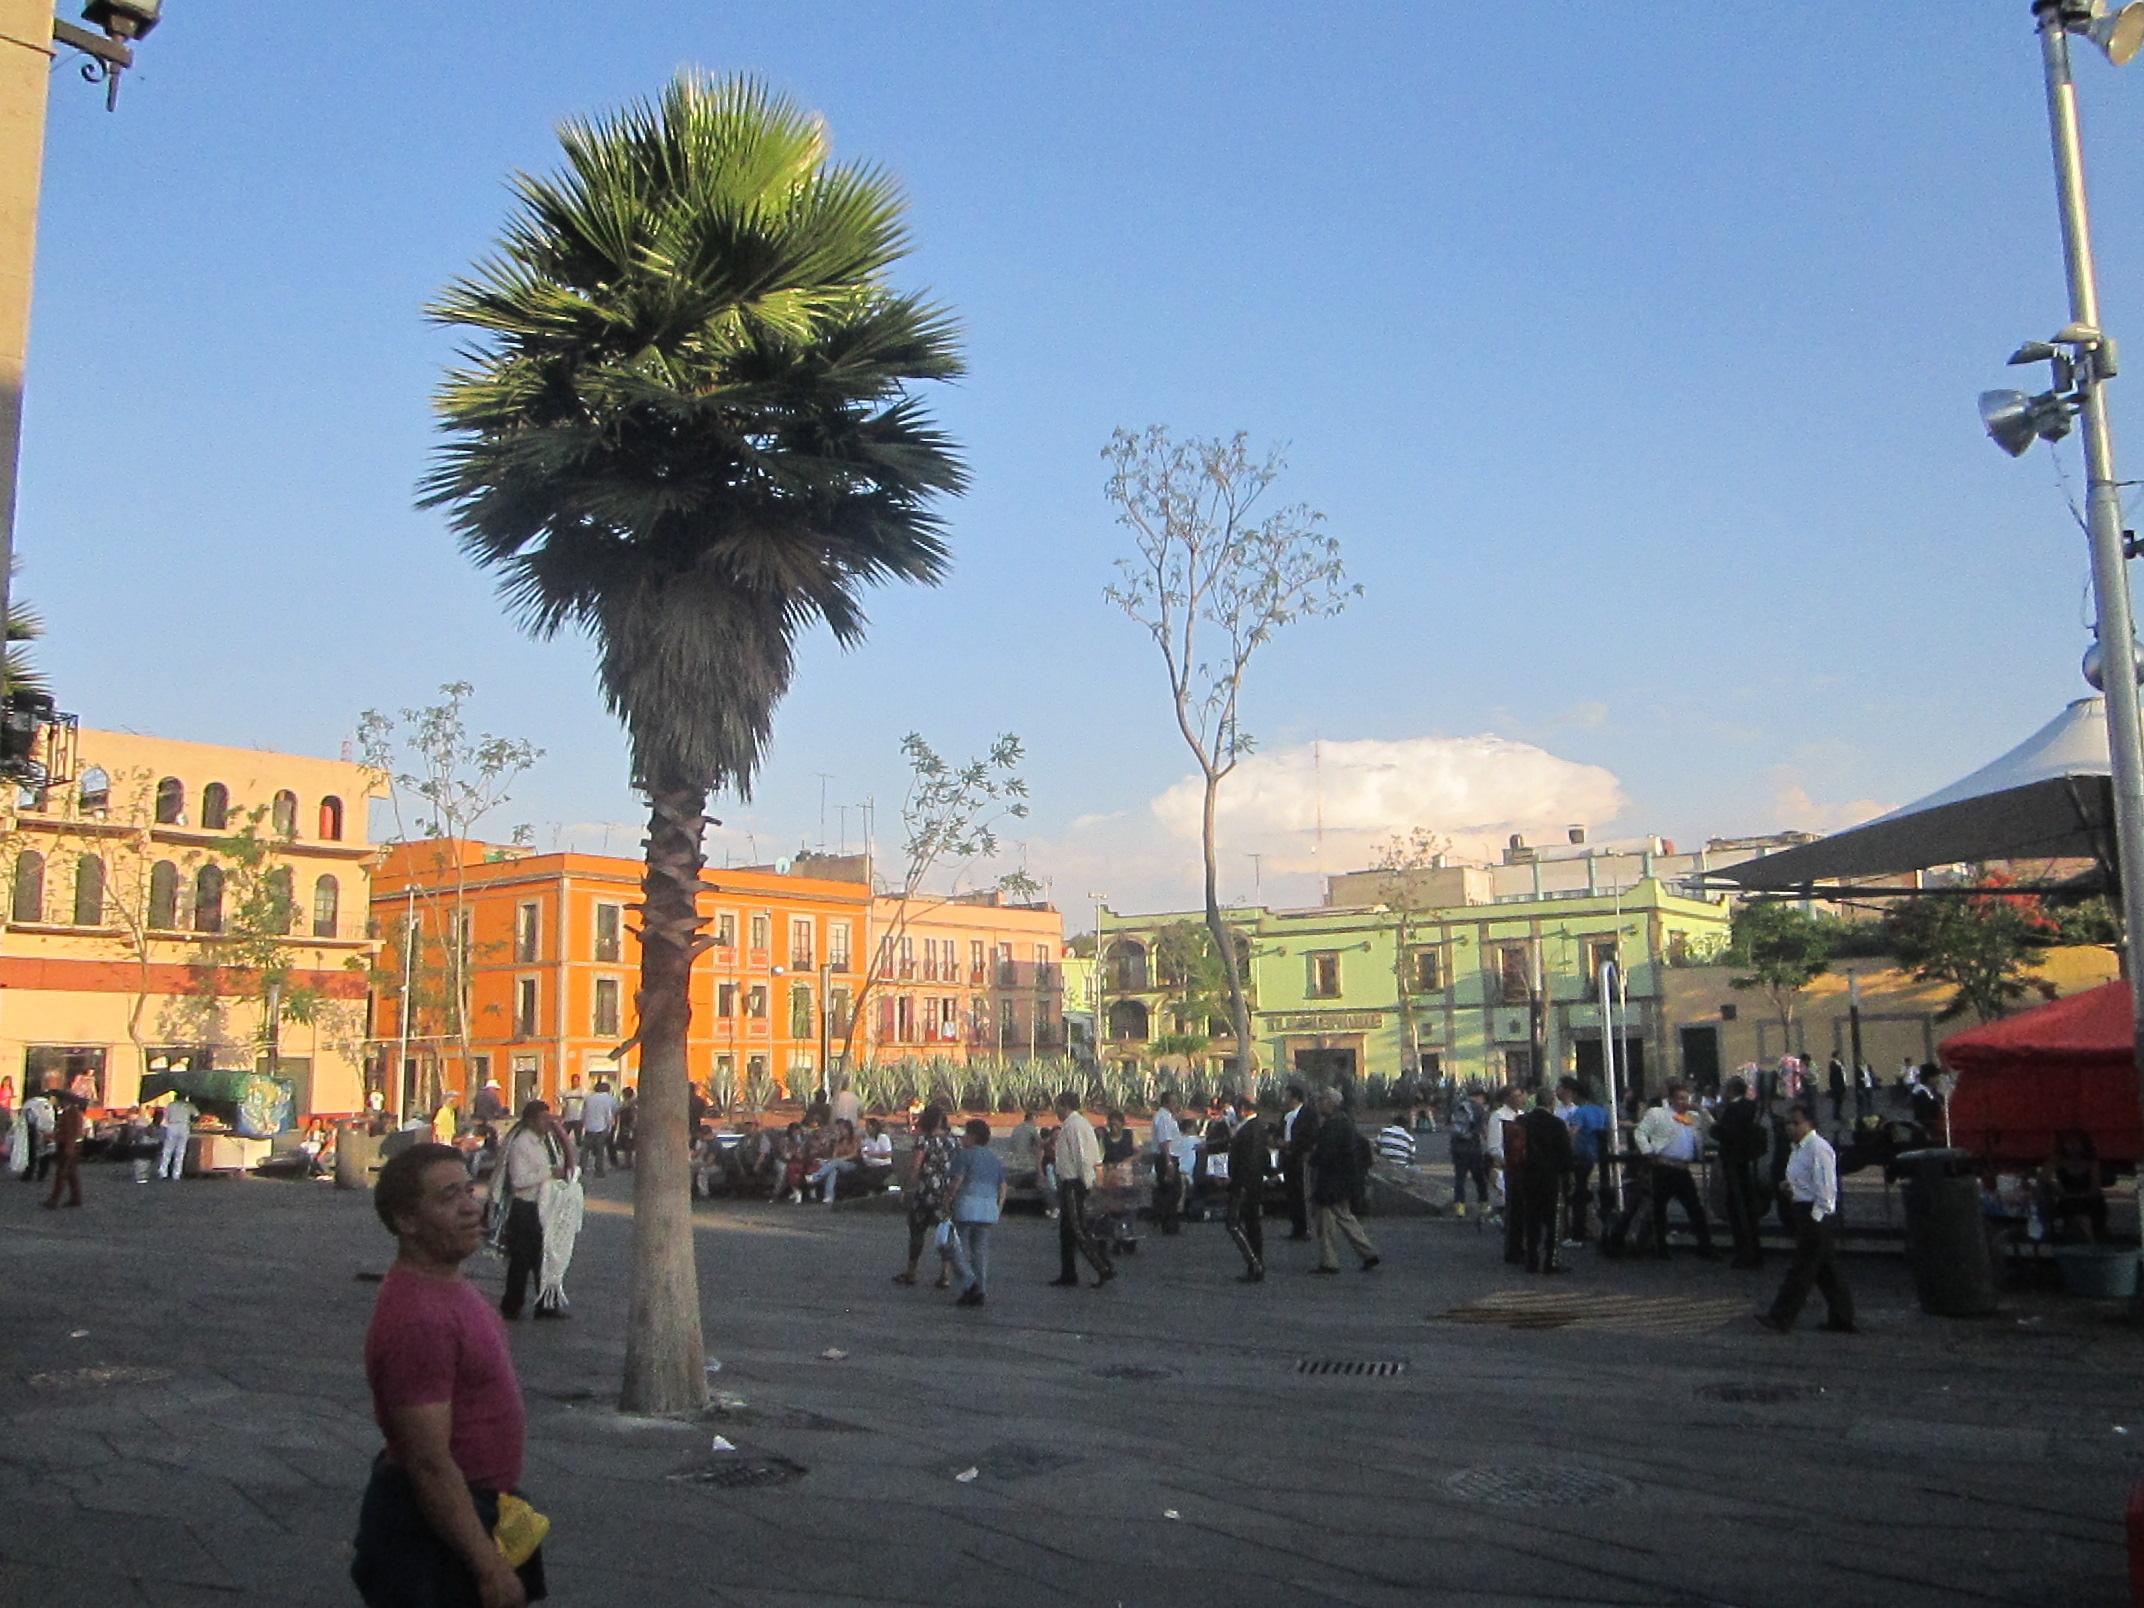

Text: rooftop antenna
xmin=1248 ymin=851 xmax=1263 ymax=891
xmin=816 ymin=772 xmax=834 ymax=846
xmin=1313 ymin=734 xmax=1325 ymax=870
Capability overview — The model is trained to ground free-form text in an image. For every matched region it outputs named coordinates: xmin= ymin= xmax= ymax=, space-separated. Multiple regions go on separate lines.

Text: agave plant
xmin=744 ymin=1063 xmax=778 ymax=1113
xmin=708 ymin=1061 xmax=738 ymax=1113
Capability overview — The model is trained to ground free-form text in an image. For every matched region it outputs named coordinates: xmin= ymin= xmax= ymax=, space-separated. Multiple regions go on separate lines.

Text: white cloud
xmin=1148 ymin=734 xmax=1629 ymax=877
xmin=1765 ymin=770 xmax=1894 ymax=835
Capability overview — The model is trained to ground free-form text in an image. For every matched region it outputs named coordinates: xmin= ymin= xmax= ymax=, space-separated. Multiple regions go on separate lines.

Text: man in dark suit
xmin=1215 ymin=1090 xmax=1272 ymax=1282
xmin=1280 ymin=1085 xmax=1319 ymax=1240
xmin=1515 ymin=1090 xmax=1572 ymax=1273
xmin=1712 ymin=1074 xmax=1770 ymax=1269
xmin=1307 ymin=1089 xmax=1379 ymax=1274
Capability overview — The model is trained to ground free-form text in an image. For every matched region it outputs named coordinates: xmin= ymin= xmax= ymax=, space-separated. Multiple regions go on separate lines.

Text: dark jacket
xmin=1516 ymin=1108 xmax=1571 ymax=1177
xmin=1712 ymin=1099 xmax=1769 ymax=1169
xmin=1308 ymin=1115 xmax=1359 ymax=1206
xmin=1226 ymin=1114 xmax=1269 ymax=1199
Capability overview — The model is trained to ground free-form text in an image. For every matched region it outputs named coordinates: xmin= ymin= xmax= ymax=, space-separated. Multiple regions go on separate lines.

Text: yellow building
xmin=865 ymin=890 xmax=1067 ymax=1063
xmin=0 ymin=728 xmax=380 ymax=1114
xmin=1660 ymin=944 xmax=2122 ymax=1082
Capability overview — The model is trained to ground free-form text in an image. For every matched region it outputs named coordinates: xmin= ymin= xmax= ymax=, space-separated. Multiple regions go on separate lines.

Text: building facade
xmin=369 ymin=845 xmax=1069 ymax=1113
xmin=0 ymin=728 xmax=379 ymax=1114
xmin=1097 ymin=879 xmax=1733 ymax=1098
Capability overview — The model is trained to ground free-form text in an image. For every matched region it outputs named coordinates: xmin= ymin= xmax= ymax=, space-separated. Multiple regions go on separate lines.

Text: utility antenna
xmin=1248 ymin=852 xmax=1263 ymax=891
xmin=816 ymin=772 xmax=834 ymax=846
xmin=1313 ymin=734 xmax=1325 ymax=869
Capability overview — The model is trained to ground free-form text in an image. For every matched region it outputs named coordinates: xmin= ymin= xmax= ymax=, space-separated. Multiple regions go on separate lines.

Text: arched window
xmin=200 ymin=782 xmax=230 ymax=831
xmin=317 ymin=795 xmax=344 ymax=841
xmin=10 ymin=850 xmax=43 ymax=924
xmin=149 ymin=861 xmax=180 ymax=929
xmin=154 ymin=777 xmax=185 ymax=825
xmin=265 ymin=866 xmax=295 ymax=935
xmin=72 ymin=855 xmax=104 ymax=926
xmin=192 ymin=865 xmax=224 ymax=934
xmin=312 ymin=874 xmax=339 ymax=939
xmin=1105 ymin=938 xmax=1150 ymax=993
xmin=270 ymin=790 xmax=297 ymax=838
xmin=76 ymin=767 xmax=109 ymax=814
xmin=1106 ymin=998 xmax=1150 ymax=1042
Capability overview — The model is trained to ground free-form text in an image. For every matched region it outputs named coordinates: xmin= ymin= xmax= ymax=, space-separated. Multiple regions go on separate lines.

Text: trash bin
xmin=2053 ymin=1243 xmax=2141 ymax=1300
xmin=335 ymin=1122 xmax=384 ymax=1191
xmin=1897 ymin=1148 xmax=1999 ymax=1317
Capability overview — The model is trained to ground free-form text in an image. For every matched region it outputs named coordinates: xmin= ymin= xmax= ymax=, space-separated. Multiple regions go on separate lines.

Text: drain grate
xmin=1443 ymin=1466 xmax=1632 ymax=1508
xmin=28 ymin=1365 xmax=174 ymax=1390
xmin=1698 ymin=1381 xmax=1808 ymax=1406
xmin=1296 ymin=1358 xmax=1407 ymax=1377
xmin=1091 ymin=1364 xmax=1177 ymax=1382
xmin=669 ymin=1456 xmax=807 ymax=1490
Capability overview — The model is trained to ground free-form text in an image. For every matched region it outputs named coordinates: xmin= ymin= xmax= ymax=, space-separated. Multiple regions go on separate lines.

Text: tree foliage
xmin=1726 ymin=901 xmax=1837 ymax=1044
xmin=1884 ymin=871 xmax=2059 ymax=1023
xmin=1103 ymin=427 xmax=1356 ymax=1072
xmin=1374 ymin=827 xmax=1449 ymax=1071
xmin=424 ymin=72 xmax=964 ymax=1416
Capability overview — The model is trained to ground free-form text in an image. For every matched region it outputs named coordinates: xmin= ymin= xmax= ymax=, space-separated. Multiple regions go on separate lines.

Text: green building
xmin=1096 ymin=879 xmax=1730 ymax=1098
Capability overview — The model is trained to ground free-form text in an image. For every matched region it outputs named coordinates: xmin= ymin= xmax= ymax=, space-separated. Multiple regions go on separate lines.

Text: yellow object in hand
xmin=492 ymin=1493 xmax=549 ymax=1568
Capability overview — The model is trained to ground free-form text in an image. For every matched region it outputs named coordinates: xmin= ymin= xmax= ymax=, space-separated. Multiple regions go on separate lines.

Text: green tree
xmin=3 ymin=557 xmax=42 ymax=697
xmin=1104 ymin=428 xmax=1356 ymax=1079
xmin=424 ymin=75 xmax=963 ymax=1415
xmin=1726 ymin=902 xmax=1836 ymax=1053
xmin=1374 ymin=827 xmax=1450 ymax=1077
xmin=1885 ymin=872 xmax=2059 ymax=1023
xmin=1151 ymin=919 xmax=1228 ymax=1039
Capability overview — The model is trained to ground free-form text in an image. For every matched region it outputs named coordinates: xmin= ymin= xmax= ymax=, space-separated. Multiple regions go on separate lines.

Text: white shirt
xmin=561 ymin=1088 xmax=586 ymax=1120
xmin=1485 ymin=1105 xmax=1521 ymax=1162
xmin=23 ymin=1095 xmax=53 ymax=1135
xmin=580 ymin=1090 xmax=618 ymax=1134
xmin=1634 ymin=1104 xmax=1703 ymax=1164
xmin=161 ymin=1098 xmax=196 ymax=1136
xmin=860 ymin=1133 xmax=893 ymax=1165
xmin=1149 ymin=1107 xmax=1181 ymax=1153
xmin=1784 ymin=1128 xmax=1839 ymax=1220
xmin=503 ymin=1127 xmax=553 ymax=1199
xmin=1055 ymin=1110 xmax=1102 ymax=1188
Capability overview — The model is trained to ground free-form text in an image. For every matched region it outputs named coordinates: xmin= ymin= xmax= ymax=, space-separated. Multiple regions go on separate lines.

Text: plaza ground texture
xmin=0 ymin=1139 xmax=2135 ymax=1608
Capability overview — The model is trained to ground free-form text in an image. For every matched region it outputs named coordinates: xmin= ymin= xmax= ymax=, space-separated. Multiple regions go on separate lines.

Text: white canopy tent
xmin=1704 ymin=697 xmax=2120 ymax=895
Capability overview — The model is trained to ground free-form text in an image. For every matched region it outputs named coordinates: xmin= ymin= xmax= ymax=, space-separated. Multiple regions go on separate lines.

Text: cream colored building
xmin=0 ymin=727 xmax=379 ymax=1114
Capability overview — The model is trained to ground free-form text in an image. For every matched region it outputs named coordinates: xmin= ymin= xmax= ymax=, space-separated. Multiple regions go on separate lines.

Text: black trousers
xmin=1566 ymin=1160 xmax=1596 ymax=1239
xmin=1767 ymin=1202 xmax=1854 ymax=1329
xmin=351 ymin=1456 xmax=547 ymax=1606
xmin=501 ymin=1198 xmax=544 ymax=1317
xmin=1057 ymin=1180 xmax=1113 ymax=1280
xmin=1152 ymin=1154 xmax=1183 ymax=1233
xmin=1720 ymin=1157 xmax=1764 ymax=1266
xmin=1519 ymin=1173 xmax=1561 ymax=1271
xmin=1451 ymin=1143 xmax=1489 ymax=1205
xmin=1281 ymin=1155 xmax=1310 ymax=1234
xmin=1649 ymin=1164 xmax=1713 ymax=1254
xmin=1225 ymin=1194 xmax=1264 ymax=1272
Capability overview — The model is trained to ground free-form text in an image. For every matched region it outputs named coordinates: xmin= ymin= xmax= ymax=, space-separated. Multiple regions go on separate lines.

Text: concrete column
xmin=0 ymin=0 xmax=53 ymax=639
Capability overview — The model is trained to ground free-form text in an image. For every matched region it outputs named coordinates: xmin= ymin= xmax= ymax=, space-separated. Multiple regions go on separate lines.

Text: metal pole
xmin=819 ymin=960 xmax=830 ymax=1102
xmin=1600 ymin=958 xmax=1623 ymax=1213
xmin=2036 ymin=2 xmax=2144 ymax=1137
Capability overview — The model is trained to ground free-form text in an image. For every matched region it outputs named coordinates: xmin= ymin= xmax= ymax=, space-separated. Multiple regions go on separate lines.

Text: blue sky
xmin=18 ymin=3 xmax=2144 ymax=917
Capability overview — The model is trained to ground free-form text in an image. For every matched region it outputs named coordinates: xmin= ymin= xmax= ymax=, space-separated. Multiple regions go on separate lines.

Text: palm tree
xmin=3 ymin=557 xmax=44 ymax=698
xmin=423 ymin=73 xmax=964 ymax=1413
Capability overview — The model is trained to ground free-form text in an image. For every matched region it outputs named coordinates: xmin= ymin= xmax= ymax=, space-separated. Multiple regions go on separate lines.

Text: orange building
xmin=865 ymin=890 xmax=1066 ymax=1063
xmin=369 ymin=842 xmax=871 ymax=1113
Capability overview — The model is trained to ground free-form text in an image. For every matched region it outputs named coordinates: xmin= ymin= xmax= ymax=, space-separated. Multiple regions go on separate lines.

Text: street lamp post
xmin=1992 ymin=3 xmax=2144 ymax=1135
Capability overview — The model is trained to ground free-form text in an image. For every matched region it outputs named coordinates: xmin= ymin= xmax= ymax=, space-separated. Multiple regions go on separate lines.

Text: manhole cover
xmin=977 ymin=1441 xmax=1081 ymax=1480
xmin=1296 ymin=1359 xmax=1407 ymax=1377
xmin=1444 ymin=1467 xmax=1631 ymax=1507
xmin=28 ymin=1366 xmax=174 ymax=1390
xmin=1698 ymin=1381 xmax=1808 ymax=1406
xmin=669 ymin=1456 xmax=807 ymax=1490
xmin=1091 ymin=1364 xmax=1176 ymax=1381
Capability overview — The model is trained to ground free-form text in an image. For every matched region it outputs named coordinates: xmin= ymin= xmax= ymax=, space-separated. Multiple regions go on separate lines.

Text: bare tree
xmin=1373 ymin=827 xmax=1451 ymax=1079
xmin=1104 ymin=427 xmax=1356 ymax=1077
xmin=836 ymin=731 xmax=1033 ymax=1080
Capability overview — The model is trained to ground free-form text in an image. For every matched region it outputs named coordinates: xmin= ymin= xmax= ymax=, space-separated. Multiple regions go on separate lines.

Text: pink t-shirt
xmin=364 ymin=1264 xmax=525 ymax=1492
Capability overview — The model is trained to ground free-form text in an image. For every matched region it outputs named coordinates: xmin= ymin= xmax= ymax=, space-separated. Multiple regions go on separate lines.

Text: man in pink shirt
xmin=351 ymin=1142 xmax=546 ymax=1607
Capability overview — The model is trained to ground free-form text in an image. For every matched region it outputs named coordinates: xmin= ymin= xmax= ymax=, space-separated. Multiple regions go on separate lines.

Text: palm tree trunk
xmin=621 ymin=780 xmax=710 ymax=1415
xmin=1201 ymin=772 xmax=1255 ymax=1083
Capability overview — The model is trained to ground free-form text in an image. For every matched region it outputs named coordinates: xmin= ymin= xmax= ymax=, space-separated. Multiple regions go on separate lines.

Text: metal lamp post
xmin=1985 ymin=3 xmax=2144 ymax=1135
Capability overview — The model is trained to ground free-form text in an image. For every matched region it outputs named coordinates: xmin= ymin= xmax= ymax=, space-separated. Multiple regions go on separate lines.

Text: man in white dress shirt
xmin=1758 ymin=1104 xmax=1856 ymax=1335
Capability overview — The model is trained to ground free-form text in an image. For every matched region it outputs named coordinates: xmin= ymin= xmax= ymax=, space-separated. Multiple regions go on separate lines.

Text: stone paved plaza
xmin=0 ymin=1159 xmax=2134 ymax=1608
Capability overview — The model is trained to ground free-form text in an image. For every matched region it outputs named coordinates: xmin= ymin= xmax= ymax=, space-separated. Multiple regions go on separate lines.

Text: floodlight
xmin=2084 ymin=635 xmax=2144 ymax=690
xmin=2009 ymin=340 xmax=2060 ymax=365
xmin=2084 ymin=1 xmax=2144 ymax=66
xmin=1979 ymin=389 xmax=2043 ymax=456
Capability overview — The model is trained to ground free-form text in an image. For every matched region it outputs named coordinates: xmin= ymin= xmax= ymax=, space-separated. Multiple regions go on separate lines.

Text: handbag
xmin=932 ymin=1218 xmax=955 ymax=1253
xmin=492 ymin=1492 xmax=549 ymax=1568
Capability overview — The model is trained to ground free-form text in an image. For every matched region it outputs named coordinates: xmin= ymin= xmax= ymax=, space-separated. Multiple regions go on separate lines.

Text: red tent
xmin=1940 ymin=981 xmax=2142 ymax=1165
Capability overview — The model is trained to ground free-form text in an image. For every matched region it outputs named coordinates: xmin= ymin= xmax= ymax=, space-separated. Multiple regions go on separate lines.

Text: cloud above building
xmin=1147 ymin=734 xmax=1630 ymax=877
